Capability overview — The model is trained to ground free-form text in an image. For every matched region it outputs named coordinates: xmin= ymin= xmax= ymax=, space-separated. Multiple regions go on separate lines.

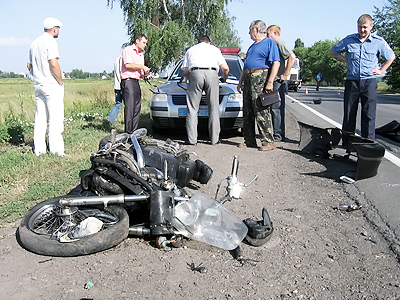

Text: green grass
xmin=0 ymin=78 xmax=157 ymax=224
xmin=0 ymin=79 xmax=36 ymax=123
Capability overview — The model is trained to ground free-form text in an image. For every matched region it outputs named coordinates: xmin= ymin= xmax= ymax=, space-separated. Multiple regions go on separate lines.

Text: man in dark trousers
xmin=121 ymin=34 xmax=151 ymax=134
xmin=267 ymin=25 xmax=296 ymax=142
xmin=330 ymin=14 xmax=395 ymax=140
xmin=316 ymin=73 xmax=321 ymax=91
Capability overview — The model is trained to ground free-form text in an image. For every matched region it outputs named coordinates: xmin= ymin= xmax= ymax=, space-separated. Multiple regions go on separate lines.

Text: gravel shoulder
xmin=0 ymin=112 xmax=399 ymax=300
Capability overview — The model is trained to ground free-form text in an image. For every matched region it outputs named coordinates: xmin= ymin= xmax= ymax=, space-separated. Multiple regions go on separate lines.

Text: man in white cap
xmin=27 ymin=17 xmax=65 ymax=156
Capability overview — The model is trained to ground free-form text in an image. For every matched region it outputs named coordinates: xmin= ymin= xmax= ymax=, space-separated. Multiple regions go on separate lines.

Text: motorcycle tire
xmin=18 ymin=196 xmax=129 ymax=257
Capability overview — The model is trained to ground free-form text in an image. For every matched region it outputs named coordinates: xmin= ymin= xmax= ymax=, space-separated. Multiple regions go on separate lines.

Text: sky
xmin=0 ymin=0 xmax=388 ymax=74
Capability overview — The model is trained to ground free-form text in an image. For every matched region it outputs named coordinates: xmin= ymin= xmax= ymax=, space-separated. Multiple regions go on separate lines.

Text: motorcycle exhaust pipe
xmin=58 ymin=194 xmax=149 ymax=207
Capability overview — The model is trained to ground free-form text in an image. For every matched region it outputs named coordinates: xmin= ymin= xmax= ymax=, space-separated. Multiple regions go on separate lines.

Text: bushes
xmin=0 ymin=110 xmax=33 ymax=144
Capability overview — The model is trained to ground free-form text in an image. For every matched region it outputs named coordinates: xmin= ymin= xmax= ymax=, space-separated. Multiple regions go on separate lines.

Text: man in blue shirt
xmin=238 ymin=20 xmax=280 ymax=151
xmin=330 ymin=14 xmax=395 ymax=140
xmin=316 ymin=73 xmax=321 ymax=91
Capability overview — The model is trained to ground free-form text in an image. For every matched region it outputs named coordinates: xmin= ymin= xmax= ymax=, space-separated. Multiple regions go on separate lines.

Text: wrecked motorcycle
xmin=18 ymin=129 xmax=269 ymax=257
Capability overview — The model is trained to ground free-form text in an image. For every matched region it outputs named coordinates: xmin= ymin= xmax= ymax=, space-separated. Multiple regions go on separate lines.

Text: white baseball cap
xmin=43 ymin=17 xmax=62 ymax=29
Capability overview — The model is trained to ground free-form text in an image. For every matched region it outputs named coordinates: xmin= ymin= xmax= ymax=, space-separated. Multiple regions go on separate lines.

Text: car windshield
xmin=169 ymin=57 xmax=243 ymax=82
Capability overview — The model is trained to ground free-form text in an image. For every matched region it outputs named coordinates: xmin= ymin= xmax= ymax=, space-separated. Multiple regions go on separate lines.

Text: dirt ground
xmin=1 ymin=112 xmax=400 ymax=300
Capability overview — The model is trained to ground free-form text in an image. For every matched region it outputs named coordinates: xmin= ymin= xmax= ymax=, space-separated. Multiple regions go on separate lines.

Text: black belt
xmin=191 ymin=67 xmax=217 ymax=71
xmin=122 ymin=78 xmax=139 ymax=81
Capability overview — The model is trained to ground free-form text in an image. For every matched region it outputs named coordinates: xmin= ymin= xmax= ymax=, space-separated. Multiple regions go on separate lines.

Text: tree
xmin=294 ymin=38 xmax=304 ymax=48
xmin=293 ymin=40 xmax=347 ymax=85
xmin=107 ymin=0 xmax=241 ymax=72
xmin=70 ymin=69 xmax=89 ymax=79
xmin=0 ymin=71 xmax=23 ymax=79
xmin=373 ymin=0 xmax=400 ymax=90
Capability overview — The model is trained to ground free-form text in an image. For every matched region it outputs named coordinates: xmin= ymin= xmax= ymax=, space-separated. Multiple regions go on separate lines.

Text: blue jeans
xmin=106 ymin=89 xmax=123 ymax=123
xmin=271 ymin=81 xmax=287 ymax=141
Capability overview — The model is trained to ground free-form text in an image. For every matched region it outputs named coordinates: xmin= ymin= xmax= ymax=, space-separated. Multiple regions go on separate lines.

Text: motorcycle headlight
xmin=227 ymin=93 xmax=243 ymax=102
xmin=151 ymin=93 xmax=168 ymax=102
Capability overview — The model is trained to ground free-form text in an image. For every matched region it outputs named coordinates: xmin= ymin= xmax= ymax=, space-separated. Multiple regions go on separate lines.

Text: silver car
xmin=150 ymin=48 xmax=243 ymax=130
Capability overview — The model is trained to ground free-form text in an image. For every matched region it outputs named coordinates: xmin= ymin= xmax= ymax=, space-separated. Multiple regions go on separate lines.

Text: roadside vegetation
xmin=293 ymin=1 xmax=400 ymax=92
xmin=0 ymin=78 xmax=160 ymax=224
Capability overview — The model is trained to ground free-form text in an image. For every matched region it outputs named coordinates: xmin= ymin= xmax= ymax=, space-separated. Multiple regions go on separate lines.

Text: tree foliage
xmin=70 ymin=69 xmax=89 ymax=79
xmin=69 ymin=69 xmax=111 ymax=79
xmin=293 ymin=40 xmax=347 ymax=85
xmin=294 ymin=38 xmax=304 ymax=49
xmin=107 ymin=0 xmax=241 ymax=72
xmin=0 ymin=71 xmax=24 ymax=79
xmin=373 ymin=0 xmax=400 ymax=89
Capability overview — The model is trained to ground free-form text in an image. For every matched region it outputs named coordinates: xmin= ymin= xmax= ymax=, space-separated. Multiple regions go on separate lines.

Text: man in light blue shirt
xmin=330 ymin=14 xmax=395 ymax=140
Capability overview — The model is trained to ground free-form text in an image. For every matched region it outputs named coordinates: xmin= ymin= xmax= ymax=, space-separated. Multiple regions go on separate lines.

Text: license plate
xmin=178 ymin=108 xmax=208 ymax=117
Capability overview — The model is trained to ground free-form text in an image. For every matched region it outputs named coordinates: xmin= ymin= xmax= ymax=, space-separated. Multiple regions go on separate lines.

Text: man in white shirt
xmin=27 ymin=17 xmax=65 ymax=156
xmin=182 ymin=35 xmax=229 ymax=145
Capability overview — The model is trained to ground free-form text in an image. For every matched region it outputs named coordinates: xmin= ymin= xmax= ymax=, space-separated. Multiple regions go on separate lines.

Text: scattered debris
xmin=313 ymin=98 xmax=322 ymax=104
xmin=338 ymin=203 xmax=362 ymax=212
xmin=243 ymin=208 xmax=274 ymax=247
xmin=281 ymin=208 xmax=295 ymax=212
xmin=236 ymin=258 xmax=260 ymax=267
xmin=0 ymin=233 xmax=14 ymax=240
xmin=84 ymin=281 xmax=94 ymax=290
xmin=340 ymin=175 xmax=356 ymax=184
xmin=375 ymin=120 xmax=400 ymax=142
xmin=38 ymin=258 xmax=53 ymax=264
xmin=229 ymin=246 xmax=244 ymax=261
xmin=187 ymin=262 xmax=207 ymax=273
xmin=381 ymin=183 xmax=400 ymax=188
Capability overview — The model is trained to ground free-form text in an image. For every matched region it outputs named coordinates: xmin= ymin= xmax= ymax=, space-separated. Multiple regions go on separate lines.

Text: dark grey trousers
xmin=121 ymin=78 xmax=141 ymax=134
xmin=343 ymin=78 xmax=377 ymax=139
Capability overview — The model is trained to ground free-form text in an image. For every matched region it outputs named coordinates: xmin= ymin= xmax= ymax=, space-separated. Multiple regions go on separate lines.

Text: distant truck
xmin=288 ymin=58 xmax=302 ymax=92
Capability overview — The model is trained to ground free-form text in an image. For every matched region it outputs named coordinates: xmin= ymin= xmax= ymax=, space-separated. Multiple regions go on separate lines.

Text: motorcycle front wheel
xmin=18 ymin=196 xmax=129 ymax=257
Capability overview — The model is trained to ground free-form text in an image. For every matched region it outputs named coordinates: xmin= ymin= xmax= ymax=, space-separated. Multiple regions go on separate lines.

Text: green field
xmin=0 ymin=78 xmax=160 ymax=224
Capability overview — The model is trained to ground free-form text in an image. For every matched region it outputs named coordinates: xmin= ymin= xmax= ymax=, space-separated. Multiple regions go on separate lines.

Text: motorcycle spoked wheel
xmin=18 ymin=196 xmax=129 ymax=257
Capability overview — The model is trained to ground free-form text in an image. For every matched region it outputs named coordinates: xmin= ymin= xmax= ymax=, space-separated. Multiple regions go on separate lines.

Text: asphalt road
xmin=285 ymin=86 xmax=400 ymax=255
xmin=287 ymin=85 xmax=400 ymax=158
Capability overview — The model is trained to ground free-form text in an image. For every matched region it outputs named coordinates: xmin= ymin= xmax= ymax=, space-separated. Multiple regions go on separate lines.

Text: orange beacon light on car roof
xmin=220 ymin=47 xmax=241 ymax=54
